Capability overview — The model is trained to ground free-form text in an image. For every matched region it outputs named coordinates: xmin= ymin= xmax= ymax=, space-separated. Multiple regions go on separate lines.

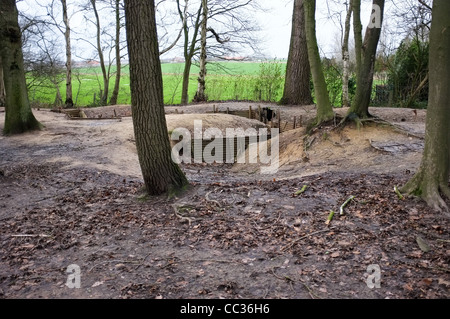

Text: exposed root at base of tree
xmin=172 ymin=203 xmax=198 ymax=225
xmin=400 ymin=174 xmax=450 ymax=217
xmin=302 ymin=113 xmax=344 ymax=151
xmin=336 ymin=112 xmax=424 ymax=139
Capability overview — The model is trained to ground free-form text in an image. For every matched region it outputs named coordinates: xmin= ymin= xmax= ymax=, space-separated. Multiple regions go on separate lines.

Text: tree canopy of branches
xmin=176 ymin=0 xmax=261 ymax=105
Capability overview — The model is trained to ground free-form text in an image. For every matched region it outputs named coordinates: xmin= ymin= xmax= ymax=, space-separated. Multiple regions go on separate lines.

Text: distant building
xmin=72 ymin=60 xmax=101 ymax=68
xmin=223 ymin=56 xmax=246 ymax=61
xmin=171 ymin=57 xmax=185 ymax=63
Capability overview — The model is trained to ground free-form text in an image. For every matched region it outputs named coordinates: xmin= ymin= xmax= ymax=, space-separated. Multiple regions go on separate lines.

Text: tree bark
xmin=193 ymin=0 xmax=208 ymax=103
xmin=109 ymin=0 xmax=121 ymax=106
xmin=124 ymin=0 xmax=189 ymax=195
xmin=401 ymin=0 xmax=450 ymax=215
xmin=304 ymin=0 xmax=334 ymax=124
xmin=0 ymin=56 xmax=5 ymax=106
xmin=0 ymin=0 xmax=42 ymax=134
xmin=179 ymin=0 xmax=202 ymax=105
xmin=90 ymin=0 xmax=109 ymax=106
xmin=352 ymin=0 xmax=362 ymax=81
xmin=349 ymin=0 xmax=385 ymax=118
xmin=61 ymin=0 xmax=73 ymax=108
xmin=280 ymin=0 xmax=313 ymax=106
xmin=181 ymin=58 xmax=193 ymax=105
xmin=342 ymin=0 xmax=353 ymax=108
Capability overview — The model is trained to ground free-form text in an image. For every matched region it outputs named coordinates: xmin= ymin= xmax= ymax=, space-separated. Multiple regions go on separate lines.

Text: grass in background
xmin=27 ymin=60 xmax=391 ymax=108
xmin=27 ymin=61 xmax=287 ymax=107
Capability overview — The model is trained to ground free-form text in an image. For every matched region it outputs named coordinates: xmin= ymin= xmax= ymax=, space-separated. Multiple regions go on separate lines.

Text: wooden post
xmin=213 ymin=105 xmax=216 ymax=113
xmin=249 ymin=105 xmax=252 ymax=119
xmin=299 ymin=115 xmax=303 ymax=127
xmin=258 ymin=105 xmax=262 ymax=121
xmin=293 ymin=116 xmax=297 ymax=129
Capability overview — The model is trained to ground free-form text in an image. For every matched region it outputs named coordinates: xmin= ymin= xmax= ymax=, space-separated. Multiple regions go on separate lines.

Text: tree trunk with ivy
xmin=124 ymin=0 xmax=189 ymax=195
xmin=304 ymin=0 xmax=333 ymax=124
xmin=400 ymin=0 xmax=450 ymax=215
xmin=0 ymin=0 xmax=42 ymax=135
xmin=280 ymin=0 xmax=312 ymax=106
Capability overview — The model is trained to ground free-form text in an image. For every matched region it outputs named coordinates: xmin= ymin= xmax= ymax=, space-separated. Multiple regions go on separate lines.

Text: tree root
xmin=401 ymin=173 xmax=450 ymax=217
xmin=336 ymin=112 xmax=425 ymax=140
xmin=172 ymin=203 xmax=197 ymax=225
xmin=205 ymin=190 xmax=221 ymax=208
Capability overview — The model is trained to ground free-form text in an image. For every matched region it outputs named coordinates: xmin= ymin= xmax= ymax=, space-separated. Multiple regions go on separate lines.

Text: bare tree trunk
xmin=401 ymin=0 xmax=450 ymax=215
xmin=109 ymin=0 xmax=121 ymax=106
xmin=53 ymin=84 xmax=63 ymax=107
xmin=342 ymin=0 xmax=353 ymax=108
xmin=0 ymin=56 xmax=5 ymax=106
xmin=178 ymin=0 xmax=202 ymax=105
xmin=181 ymin=58 xmax=193 ymax=105
xmin=352 ymin=0 xmax=362 ymax=81
xmin=193 ymin=0 xmax=208 ymax=103
xmin=349 ymin=0 xmax=385 ymax=118
xmin=124 ymin=0 xmax=189 ymax=195
xmin=0 ymin=0 xmax=42 ymax=134
xmin=91 ymin=0 xmax=109 ymax=106
xmin=304 ymin=0 xmax=334 ymax=124
xmin=61 ymin=0 xmax=73 ymax=108
xmin=280 ymin=0 xmax=312 ymax=106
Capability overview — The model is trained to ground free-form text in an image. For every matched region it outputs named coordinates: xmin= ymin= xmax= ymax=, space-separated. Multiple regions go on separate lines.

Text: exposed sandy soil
xmin=0 ymin=102 xmax=448 ymax=301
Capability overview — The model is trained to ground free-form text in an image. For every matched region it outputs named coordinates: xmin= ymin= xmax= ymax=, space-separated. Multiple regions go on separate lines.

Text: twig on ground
xmin=205 ymin=191 xmax=221 ymax=208
xmin=298 ymin=279 xmax=321 ymax=299
xmin=11 ymin=234 xmax=52 ymax=238
xmin=281 ymin=227 xmax=337 ymax=251
xmin=294 ymin=185 xmax=308 ymax=196
xmin=271 ymin=268 xmax=294 ymax=282
xmin=340 ymin=196 xmax=355 ymax=215
xmin=325 ymin=211 xmax=335 ymax=226
xmin=271 ymin=267 xmax=320 ymax=299
xmin=172 ymin=204 xmax=196 ymax=225
xmin=394 ymin=186 xmax=405 ymax=200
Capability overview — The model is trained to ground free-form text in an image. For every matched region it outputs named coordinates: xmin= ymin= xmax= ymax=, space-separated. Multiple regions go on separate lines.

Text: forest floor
xmin=0 ymin=102 xmax=448 ymax=300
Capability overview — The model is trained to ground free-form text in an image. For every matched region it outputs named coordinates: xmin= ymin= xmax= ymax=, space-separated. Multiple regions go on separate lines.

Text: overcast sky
xmin=18 ymin=0 xmax=388 ymax=61
xmin=257 ymin=0 xmax=379 ymax=59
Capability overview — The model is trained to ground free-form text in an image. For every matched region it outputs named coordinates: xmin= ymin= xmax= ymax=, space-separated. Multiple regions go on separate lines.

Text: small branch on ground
xmin=205 ymin=190 xmax=221 ymax=208
xmin=294 ymin=185 xmax=308 ymax=196
xmin=339 ymin=196 xmax=355 ymax=215
xmin=281 ymin=227 xmax=337 ymax=252
xmin=172 ymin=203 xmax=197 ymax=225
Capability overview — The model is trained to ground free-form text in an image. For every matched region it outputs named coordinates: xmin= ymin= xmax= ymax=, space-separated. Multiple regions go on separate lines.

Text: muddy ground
xmin=0 ymin=102 xmax=448 ymax=300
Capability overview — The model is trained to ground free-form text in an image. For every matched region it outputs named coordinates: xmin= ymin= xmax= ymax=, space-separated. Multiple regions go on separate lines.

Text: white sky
xmin=18 ymin=0 xmax=391 ymax=61
xmin=257 ymin=0 xmax=378 ymax=59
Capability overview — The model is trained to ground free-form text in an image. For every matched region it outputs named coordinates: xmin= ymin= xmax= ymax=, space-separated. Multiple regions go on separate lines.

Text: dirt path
xmin=0 ymin=103 xmax=448 ymax=300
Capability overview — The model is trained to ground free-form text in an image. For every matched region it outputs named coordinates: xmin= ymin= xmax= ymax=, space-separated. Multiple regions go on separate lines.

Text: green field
xmin=27 ymin=61 xmax=287 ymax=107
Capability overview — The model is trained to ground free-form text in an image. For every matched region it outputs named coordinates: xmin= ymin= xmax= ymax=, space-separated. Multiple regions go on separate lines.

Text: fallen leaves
xmin=1 ymin=166 xmax=449 ymax=299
